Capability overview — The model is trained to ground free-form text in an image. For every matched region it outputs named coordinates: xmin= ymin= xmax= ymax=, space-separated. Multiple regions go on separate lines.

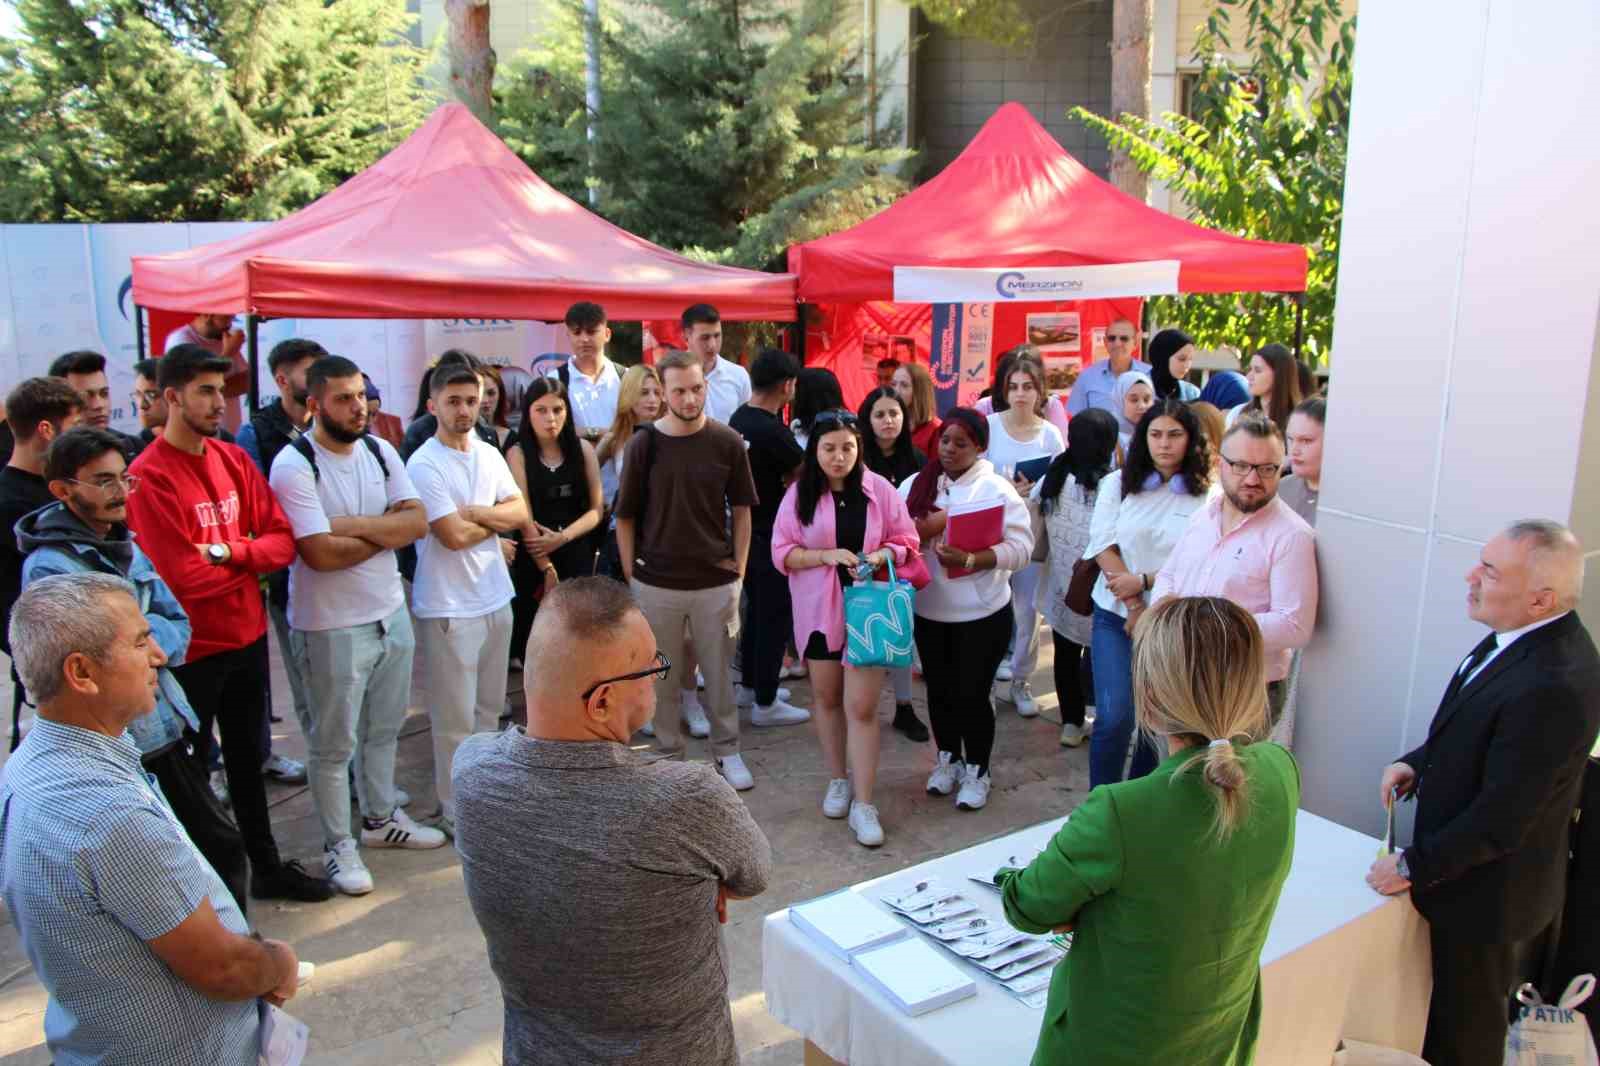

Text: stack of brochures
xmin=851 ymin=936 xmax=979 ymax=1017
xmin=790 ymin=889 xmax=908 ymax=962
xmin=880 ymin=877 xmax=1069 ymax=1009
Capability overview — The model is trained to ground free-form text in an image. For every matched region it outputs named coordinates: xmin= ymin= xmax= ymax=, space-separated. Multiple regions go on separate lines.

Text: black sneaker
xmin=892 ymin=702 xmax=930 ymax=743
xmin=252 ymin=860 xmax=336 ymax=902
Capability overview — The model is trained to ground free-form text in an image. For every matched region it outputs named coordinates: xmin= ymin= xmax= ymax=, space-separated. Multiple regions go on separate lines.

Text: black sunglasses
xmin=581 ymin=650 xmax=672 ymax=701
xmin=812 ymin=409 xmax=859 ymax=431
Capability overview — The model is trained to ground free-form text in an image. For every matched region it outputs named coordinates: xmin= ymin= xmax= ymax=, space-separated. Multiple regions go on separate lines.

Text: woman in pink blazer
xmin=773 ymin=409 xmax=921 ymax=848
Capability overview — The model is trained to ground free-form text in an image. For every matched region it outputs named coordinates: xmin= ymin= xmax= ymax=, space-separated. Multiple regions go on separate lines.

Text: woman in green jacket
xmin=998 ymin=596 xmax=1300 ymax=1065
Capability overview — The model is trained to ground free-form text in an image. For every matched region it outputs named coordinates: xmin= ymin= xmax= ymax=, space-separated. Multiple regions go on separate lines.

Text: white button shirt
xmin=1460 ymin=611 xmax=1570 ymax=686
xmin=547 ymin=357 xmax=622 ymax=436
xmin=704 ymin=356 xmax=752 ymax=423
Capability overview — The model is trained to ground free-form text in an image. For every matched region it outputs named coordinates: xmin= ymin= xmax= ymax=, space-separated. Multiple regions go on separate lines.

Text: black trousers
xmin=509 ymin=540 xmax=540 ymax=666
xmin=741 ymin=531 xmax=792 ymax=706
xmin=913 ymin=605 xmax=1012 ymax=774
xmin=1424 ymin=921 xmax=1553 ymax=1066
xmin=145 ymin=740 xmax=250 ymax=917
xmin=1051 ymin=630 xmax=1089 ymax=728
xmin=171 ymin=637 xmax=281 ymax=872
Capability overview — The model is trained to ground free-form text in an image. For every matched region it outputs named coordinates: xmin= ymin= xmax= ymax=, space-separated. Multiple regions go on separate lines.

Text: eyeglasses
xmin=65 ymin=474 xmax=140 ymax=495
xmin=581 ymin=650 xmax=672 ymax=701
xmin=1218 ymin=454 xmax=1282 ymax=480
xmin=812 ymin=410 xmax=858 ymax=430
xmin=1104 ymin=333 xmax=1133 ymax=343
xmin=130 ymin=389 xmax=161 ymax=407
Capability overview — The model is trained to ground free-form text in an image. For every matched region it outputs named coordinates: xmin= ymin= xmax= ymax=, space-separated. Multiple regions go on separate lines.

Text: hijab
xmin=1111 ymin=370 xmax=1154 ymax=439
xmin=1147 ymin=328 xmax=1195 ymax=400
xmin=1200 ymin=370 xmax=1249 ymax=411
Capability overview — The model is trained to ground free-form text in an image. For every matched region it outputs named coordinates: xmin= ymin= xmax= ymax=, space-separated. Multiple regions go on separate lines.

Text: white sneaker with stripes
xmin=325 ymin=838 xmax=374 ymax=895
xmin=360 ymin=807 xmax=447 ymax=850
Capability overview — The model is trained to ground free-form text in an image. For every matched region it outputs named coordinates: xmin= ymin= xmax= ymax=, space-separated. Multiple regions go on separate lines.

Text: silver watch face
xmin=208 ymin=544 xmax=225 ymax=561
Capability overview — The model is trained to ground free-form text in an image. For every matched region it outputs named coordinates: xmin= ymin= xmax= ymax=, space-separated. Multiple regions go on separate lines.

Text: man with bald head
xmin=453 ymin=577 xmax=772 ymax=1066
xmin=1366 ymin=520 xmax=1600 ymax=1066
xmin=1065 ymin=316 xmax=1149 ymax=416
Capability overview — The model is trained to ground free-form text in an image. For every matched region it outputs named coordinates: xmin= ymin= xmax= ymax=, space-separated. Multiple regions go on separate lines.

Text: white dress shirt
xmin=704 ymin=356 xmax=752 ymax=423
xmin=547 ymin=356 xmax=622 ymax=437
xmin=1460 ymin=611 xmax=1570 ymax=686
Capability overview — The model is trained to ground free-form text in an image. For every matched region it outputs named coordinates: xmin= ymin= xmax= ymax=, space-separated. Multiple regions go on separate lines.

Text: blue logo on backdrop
xmin=994 ymin=271 xmax=1084 ymax=300
xmin=117 ymin=276 xmax=133 ymax=319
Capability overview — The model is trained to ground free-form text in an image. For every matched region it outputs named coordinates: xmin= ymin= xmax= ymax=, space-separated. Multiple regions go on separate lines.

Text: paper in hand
xmin=1380 ymin=786 xmax=1397 ymax=857
xmin=258 ymin=1001 xmax=309 ymax=1066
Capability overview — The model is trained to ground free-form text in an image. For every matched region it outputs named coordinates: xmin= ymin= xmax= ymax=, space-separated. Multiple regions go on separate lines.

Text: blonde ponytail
xmin=1131 ymin=598 xmax=1270 ymax=840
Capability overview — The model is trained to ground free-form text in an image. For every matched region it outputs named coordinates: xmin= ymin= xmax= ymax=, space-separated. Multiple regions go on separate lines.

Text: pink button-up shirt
xmin=1151 ymin=494 xmax=1318 ymax=682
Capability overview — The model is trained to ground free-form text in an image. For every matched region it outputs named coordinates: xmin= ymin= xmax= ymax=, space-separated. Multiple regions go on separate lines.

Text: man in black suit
xmin=1366 ymin=519 xmax=1600 ymax=1066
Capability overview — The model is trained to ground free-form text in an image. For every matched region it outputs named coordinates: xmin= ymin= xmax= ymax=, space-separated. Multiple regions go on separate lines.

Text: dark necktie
xmin=1444 ymin=632 xmax=1498 ymax=703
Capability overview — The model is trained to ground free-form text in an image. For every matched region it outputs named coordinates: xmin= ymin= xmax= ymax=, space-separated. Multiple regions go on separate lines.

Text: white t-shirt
xmin=984 ymin=414 xmax=1065 ymax=482
xmin=704 ymin=356 xmax=752 ymax=423
xmin=270 ymin=434 xmax=417 ymax=632
xmin=546 ymin=357 xmax=622 ymax=436
xmin=406 ymin=437 xmax=520 ymax=619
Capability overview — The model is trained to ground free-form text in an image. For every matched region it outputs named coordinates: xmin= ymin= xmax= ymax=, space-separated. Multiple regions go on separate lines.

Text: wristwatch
xmin=207 ymin=544 xmax=228 ymax=565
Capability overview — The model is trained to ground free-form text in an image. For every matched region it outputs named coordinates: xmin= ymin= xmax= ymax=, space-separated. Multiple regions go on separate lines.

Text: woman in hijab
xmin=1199 ymin=369 xmax=1249 ymax=413
xmin=1147 ymin=329 xmax=1201 ymax=402
xmin=1110 ymin=370 xmax=1155 ymax=462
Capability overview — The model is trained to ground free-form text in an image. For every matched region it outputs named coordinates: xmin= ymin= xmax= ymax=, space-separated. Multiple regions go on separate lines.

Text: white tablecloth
xmin=763 ymin=809 xmax=1432 ymax=1066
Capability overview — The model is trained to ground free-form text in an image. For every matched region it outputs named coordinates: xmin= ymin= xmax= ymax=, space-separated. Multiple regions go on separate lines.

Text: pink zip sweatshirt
xmin=772 ymin=470 xmax=921 ymax=656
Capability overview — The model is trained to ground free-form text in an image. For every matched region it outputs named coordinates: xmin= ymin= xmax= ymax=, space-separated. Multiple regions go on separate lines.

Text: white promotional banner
xmin=893 ymin=260 xmax=1181 ymax=304
xmin=0 ymin=224 xmax=577 ymax=434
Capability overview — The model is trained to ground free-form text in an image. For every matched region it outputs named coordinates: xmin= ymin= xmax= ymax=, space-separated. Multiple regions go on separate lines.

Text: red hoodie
xmin=127 ymin=435 xmax=295 ymax=662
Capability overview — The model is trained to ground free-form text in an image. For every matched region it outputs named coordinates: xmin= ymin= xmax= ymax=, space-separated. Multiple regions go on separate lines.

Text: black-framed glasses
xmin=65 ymin=474 xmax=140 ymax=495
xmin=812 ymin=409 xmax=858 ymax=431
xmin=1218 ymin=454 xmax=1282 ymax=480
xmin=581 ymin=650 xmax=671 ymax=701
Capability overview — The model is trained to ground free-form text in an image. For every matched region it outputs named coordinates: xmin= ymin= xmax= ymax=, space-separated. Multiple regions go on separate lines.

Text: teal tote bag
xmin=844 ymin=557 xmax=916 ymax=669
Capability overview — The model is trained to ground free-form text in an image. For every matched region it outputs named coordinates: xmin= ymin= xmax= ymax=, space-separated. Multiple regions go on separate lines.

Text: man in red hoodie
xmin=127 ymin=345 xmax=333 ymax=903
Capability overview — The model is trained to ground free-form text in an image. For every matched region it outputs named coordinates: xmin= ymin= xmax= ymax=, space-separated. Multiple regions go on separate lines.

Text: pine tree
xmin=497 ymin=0 xmax=913 ymax=269
xmin=0 ymin=0 xmax=436 ymax=223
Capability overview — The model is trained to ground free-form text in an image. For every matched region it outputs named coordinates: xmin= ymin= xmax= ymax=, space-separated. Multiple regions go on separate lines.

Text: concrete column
xmin=1295 ymin=0 xmax=1600 ymax=834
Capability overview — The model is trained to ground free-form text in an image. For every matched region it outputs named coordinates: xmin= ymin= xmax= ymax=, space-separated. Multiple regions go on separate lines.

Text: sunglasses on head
xmin=812 ymin=409 xmax=859 ymax=431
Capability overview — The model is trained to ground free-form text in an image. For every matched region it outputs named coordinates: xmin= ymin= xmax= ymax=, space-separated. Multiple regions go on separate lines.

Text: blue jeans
xmin=1089 ymin=605 xmax=1159 ymax=788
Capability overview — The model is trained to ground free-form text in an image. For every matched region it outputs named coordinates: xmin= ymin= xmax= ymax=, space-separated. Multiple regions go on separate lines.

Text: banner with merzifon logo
xmin=893 ymin=261 xmax=1181 ymax=304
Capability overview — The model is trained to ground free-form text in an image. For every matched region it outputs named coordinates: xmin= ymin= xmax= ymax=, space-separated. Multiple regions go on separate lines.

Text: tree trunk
xmin=1109 ymin=0 xmax=1152 ymax=202
xmin=446 ymin=0 xmax=496 ymax=124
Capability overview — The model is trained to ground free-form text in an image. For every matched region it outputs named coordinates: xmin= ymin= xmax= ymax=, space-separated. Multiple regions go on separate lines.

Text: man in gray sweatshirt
xmin=453 ymin=577 xmax=772 ymax=1065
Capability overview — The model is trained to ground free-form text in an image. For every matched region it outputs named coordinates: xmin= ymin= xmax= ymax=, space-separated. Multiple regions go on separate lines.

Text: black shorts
xmin=804 ymin=630 xmax=843 ymax=662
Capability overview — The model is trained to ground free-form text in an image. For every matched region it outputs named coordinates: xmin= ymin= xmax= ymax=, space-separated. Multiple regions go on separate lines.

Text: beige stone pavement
xmin=0 ymin=626 xmax=1090 ymax=1065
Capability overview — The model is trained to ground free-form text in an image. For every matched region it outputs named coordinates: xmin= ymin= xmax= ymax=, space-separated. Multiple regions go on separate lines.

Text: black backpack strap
xmin=290 ymin=434 xmax=320 ymax=481
xmin=361 ymin=434 xmax=390 ymax=478
xmin=557 ymin=360 xmax=571 ymax=390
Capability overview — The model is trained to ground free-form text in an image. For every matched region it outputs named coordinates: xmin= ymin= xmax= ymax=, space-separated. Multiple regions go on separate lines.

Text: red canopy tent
xmin=788 ymin=103 xmax=1307 ymax=409
xmin=790 ymin=102 xmax=1306 ymax=302
xmin=133 ymin=103 xmax=797 ymax=321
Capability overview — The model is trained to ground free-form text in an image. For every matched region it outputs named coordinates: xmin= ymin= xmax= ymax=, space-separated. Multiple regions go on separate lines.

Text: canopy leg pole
xmin=134 ymin=304 xmax=146 ymax=362
xmin=246 ymin=314 xmax=261 ymax=416
xmin=1293 ymin=292 xmax=1306 ymax=362
xmin=794 ymin=303 xmax=807 ymax=364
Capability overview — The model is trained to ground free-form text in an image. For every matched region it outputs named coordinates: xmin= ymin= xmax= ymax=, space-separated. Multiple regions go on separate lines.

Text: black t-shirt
xmin=729 ymin=404 xmax=804 ymax=534
xmin=0 ymin=466 xmax=54 ymax=654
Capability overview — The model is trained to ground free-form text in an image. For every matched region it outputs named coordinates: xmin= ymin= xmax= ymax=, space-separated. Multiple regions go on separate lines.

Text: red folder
xmin=944 ymin=498 xmax=1005 ymax=578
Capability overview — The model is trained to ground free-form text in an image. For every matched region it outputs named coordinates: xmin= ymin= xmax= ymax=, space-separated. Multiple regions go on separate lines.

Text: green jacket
xmin=998 ymin=742 xmax=1299 ymax=1066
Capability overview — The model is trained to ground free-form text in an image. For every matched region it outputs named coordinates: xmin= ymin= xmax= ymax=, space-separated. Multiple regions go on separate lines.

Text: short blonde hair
xmin=1132 ymin=597 xmax=1270 ymax=838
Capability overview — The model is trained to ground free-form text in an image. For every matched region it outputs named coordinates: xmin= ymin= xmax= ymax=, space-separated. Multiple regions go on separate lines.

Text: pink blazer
xmin=772 ymin=470 xmax=921 ymax=656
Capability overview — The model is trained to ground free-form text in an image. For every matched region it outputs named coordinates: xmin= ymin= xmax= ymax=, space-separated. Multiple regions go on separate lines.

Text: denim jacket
xmin=16 ymin=503 xmax=200 ymax=756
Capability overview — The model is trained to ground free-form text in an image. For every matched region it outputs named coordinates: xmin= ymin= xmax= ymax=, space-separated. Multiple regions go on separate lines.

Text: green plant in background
xmin=498 ymin=0 xmax=914 ymax=274
xmin=1073 ymin=0 xmax=1355 ymax=366
xmin=0 ymin=0 xmax=434 ymax=223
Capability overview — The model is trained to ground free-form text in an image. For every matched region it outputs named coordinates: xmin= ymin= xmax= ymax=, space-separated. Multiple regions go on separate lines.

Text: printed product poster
xmin=861 ymin=333 xmax=888 ymax=370
xmin=1025 ymin=311 xmax=1083 ymax=395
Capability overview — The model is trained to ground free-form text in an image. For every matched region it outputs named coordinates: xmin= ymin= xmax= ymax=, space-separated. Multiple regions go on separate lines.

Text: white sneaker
xmin=209 ymin=769 xmax=231 ymax=808
xmin=735 ymin=684 xmax=792 ymax=708
xmin=638 ymin=719 xmax=656 ymax=737
xmin=822 ymin=778 xmax=852 ymax=818
xmin=926 ymin=751 xmax=964 ymax=796
xmin=717 ymin=754 xmax=755 ymax=791
xmin=956 ymin=765 xmax=991 ymax=811
xmin=681 ymin=691 xmax=711 ymax=738
xmin=695 ymin=667 xmax=706 ymax=689
xmin=1059 ymin=722 xmax=1086 ymax=748
xmin=361 ymin=808 xmax=447 ymax=850
xmin=849 ymin=801 xmax=885 ymax=847
xmin=261 ymin=753 xmax=307 ymax=783
xmin=324 ymin=838 xmax=374 ymax=895
xmin=995 ymin=661 xmax=1014 ymax=683
xmin=1010 ymin=680 xmax=1039 ymax=718
xmin=751 ymin=698 xmax=811 ymax=727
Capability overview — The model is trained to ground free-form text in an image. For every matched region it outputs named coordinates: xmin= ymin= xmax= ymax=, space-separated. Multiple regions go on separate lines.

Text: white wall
xmin=1296 ymin=0 xmax=1600 ymax=834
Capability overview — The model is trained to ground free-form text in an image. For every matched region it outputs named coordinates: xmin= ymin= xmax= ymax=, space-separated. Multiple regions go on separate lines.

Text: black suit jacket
xmin=1400 ymin=611 xmax=1600 ymax=940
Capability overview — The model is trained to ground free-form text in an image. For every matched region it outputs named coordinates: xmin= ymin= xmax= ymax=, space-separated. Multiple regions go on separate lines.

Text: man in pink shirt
xmin=1152 ymin=413 xmax=1317 ymax=719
